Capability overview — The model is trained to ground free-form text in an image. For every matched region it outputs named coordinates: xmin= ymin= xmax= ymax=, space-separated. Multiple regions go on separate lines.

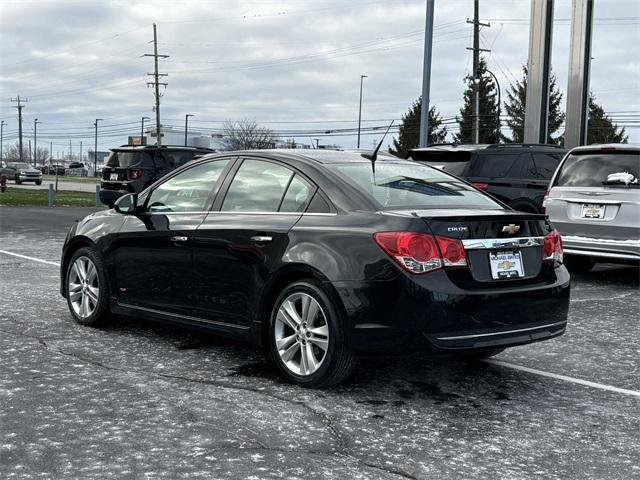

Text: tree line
xmin=390 ymin=57 xmax=628 ymax=157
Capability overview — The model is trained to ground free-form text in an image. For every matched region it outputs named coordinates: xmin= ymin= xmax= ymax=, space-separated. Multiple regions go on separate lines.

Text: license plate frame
xmin=109 ymin=173 xmax=118 ymax=181
xmin=489 ymin=250 xmax=524 ymax=280
xmin=581 ymin=203 xmax=605 ymax=219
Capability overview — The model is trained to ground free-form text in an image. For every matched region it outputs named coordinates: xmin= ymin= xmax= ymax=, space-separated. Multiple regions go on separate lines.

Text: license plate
xmin=581 ymin=204 xmax=605 ymax=219
xmin=110 ymin=173 xmax=118 ymax=181
xmin=489 ymin=250 xmax=524 ymax=280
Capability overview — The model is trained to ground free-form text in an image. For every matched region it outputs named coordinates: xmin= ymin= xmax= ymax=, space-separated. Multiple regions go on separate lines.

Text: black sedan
xmin=60 ymin=150 xmax=570 ymax=387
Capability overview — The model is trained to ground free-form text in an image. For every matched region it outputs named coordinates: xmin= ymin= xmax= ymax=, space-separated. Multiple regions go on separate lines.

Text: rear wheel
xmin=270 ymin=280 xmax=355 ymax=388
xmin=564 ymin=255 xmax=595 ymax=273
xmin=66 ymin=247 xmax=111 ymax=326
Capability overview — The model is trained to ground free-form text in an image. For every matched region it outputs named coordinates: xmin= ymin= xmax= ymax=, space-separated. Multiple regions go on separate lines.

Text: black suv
xmin=409 ymin=144 xmax=567 ymax=213
xmin=100 ymin=145 xmax=214 ymax=206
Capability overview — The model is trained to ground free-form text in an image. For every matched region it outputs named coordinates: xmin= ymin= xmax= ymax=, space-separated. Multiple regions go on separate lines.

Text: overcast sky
xmin=0 ymin=0 xmax=638 ymax=157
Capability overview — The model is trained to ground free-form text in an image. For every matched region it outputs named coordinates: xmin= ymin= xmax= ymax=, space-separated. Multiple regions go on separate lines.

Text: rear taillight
xmin=543 ymin=229 xmax=563 ymax=266
xmin=374 ymin=232 xmax=467 ymax=274
xmin=129 ymin=168 xmax=144 ymax=180
xmin=541 ymin=189 xmax=550 ymax=213
xmin=472 ymin=182 xmax=489 ymax=190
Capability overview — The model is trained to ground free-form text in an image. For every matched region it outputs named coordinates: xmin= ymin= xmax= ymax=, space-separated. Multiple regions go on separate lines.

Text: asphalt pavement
xmin=9 ymin=179 xmax=99 ymax=193
xmin=1 ymin=207 xmax=639 ymax=479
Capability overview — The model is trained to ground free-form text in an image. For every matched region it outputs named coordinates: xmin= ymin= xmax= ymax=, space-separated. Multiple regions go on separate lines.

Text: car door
xmin=190 ymin=157 xmax=316 ymax=328
xmin=112 ymin=158 xmax=232 ymax=316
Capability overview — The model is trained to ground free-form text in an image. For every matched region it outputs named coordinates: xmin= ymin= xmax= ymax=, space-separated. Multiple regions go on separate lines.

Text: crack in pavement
xmin=0 ymin=326 xmax=418 ymax=480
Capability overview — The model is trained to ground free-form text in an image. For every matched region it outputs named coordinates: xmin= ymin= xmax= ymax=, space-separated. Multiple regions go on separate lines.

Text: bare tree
xmin=221 ymin=119 xmax=276 ymax=150
xmin=3 ymin=142 xmax=30 ymax=162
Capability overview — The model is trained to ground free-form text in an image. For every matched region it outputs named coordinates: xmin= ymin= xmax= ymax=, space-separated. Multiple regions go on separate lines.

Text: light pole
xmin=94 ymin=118 xmax=103 ymax=177
xmin=141 ymin=116 xmax=150 ymax=144
xmin=0 ymin=121 xmax=5 ymax=164
xmin=485 ymin=69 xmax=502 ymax=141
xmin=34 ymin=118 xmax=41 ymax=166
xmin=184 ymin=114 xmax=194 ymax=146
xmin=357 ymin=74 xmax=367 ymax=148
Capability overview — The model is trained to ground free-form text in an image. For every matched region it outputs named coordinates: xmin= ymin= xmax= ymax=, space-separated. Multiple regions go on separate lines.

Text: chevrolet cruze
xmin=61 ymin=150 xmax=570 ymax=387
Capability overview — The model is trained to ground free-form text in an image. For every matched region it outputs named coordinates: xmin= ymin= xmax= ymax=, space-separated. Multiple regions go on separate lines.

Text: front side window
xmin=221 ymin=159 xmax=295 ymax=212
xmin=329 ymin=161 xmax=502 ymax=210
xmin=146 ymin=160 xmax=229 ymax=213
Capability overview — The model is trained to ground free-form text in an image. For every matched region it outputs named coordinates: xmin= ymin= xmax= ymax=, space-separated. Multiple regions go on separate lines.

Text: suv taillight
xmin=129 ymin=168 xmax=144 ymax=180
xmin=472 ymin=182 xmax=489 ymax=190
xmin=374 ymin=232 xmax=467 ymax=274
xmin=543 ymin=229 xmax=563 ymax=266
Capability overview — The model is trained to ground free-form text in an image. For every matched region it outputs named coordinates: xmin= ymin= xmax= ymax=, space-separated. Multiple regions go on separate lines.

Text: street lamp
xmin=184 ymin=114 xmax=194 ymax=146
xmin=357 ymin=74 xmax=367 ymax=148
xmin=0 ymin=121 xmax=5 ymax=164
xmin=141 ymin=116 xmax=151 ymax=144
xmin=484 ymin=69 xmax=502 ymax=141
xmin=34 ymin=118 xmax=41 ymax=166
xmin=94 ymin=118 xmax=103 ymax=177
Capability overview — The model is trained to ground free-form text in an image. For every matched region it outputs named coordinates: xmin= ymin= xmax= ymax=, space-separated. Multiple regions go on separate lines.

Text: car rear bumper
xmin=562 ymin=234 xmax=640 ymax=261
xmin=335 ymin=266 xmax=570 ymax=355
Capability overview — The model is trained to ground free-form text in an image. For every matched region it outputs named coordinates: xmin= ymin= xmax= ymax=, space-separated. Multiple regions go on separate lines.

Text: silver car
xmin=545 ymin=144 xmax=640 ymax=272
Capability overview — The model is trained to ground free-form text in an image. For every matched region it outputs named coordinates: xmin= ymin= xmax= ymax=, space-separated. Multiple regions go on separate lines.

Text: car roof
xmin=411 ymin=143 xmax=566 ymax=153
xmin=111 ymin=144 xmax=215 ymax=152
xmin=568 ymin=143 xmax=639 ymax=153
xmin=213 ymin=148 xmax=409 ymax=165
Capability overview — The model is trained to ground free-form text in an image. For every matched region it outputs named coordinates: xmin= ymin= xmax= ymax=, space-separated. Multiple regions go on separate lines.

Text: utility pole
xmin=29 ymin=140 xmax=32 ymax=165
xmin=10 ymin=96 xmax=27 ymax=162
xmin=466 ymin=1 xmax=490 ymax=144
xmin=80 ymin=141 xmax=83 ymax=163
xmin=144 ymin=24 xmax=169 ymax=145
xmin=94 ymin=119 xmax=103 ymax=177
xmin=184 ymin=114 xmax=194 ymax=146
xmin=1 ymin=121 xmax=6 ymax=163
xmin=49 ymin=142 xmax=53 ymax=167
xmin=357 ymin=75 xmax=367 ymax=148
xmin=34 ymin=118 xmax=41 ymax=166
xmin=419 ymin=0 xmax=435 ymax=147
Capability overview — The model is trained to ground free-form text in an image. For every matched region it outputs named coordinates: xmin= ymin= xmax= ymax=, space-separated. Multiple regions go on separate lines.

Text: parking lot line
xmin=484 ymin=359 xmax=640 ymax=398
xmin=0 ymin=249 xmax=61 ymax=267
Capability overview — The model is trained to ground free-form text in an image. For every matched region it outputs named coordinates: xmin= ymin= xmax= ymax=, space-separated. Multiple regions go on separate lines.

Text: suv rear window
xmin=328 ymin=162 xmax=502 ymax=210
xmin=555 ymin=151 xmax=640 ymax=187
xmin=105 ymin=151 xmax=141 ymax=168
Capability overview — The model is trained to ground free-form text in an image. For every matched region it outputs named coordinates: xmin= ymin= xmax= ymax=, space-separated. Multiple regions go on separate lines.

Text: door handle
xmin=170 ymin=235 xmax=189 ymax=245
xmin=250 ymin=236 xmax=273 ymax=243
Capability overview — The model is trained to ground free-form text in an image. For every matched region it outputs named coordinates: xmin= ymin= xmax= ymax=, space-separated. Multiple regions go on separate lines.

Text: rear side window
xmin=525 ymin=152 xmax=563 ymax=180
xmin=469 ymin=154 xmax=520 ymax=178
xmin=221 ymin=159 xmax=294 ymax=212
xmin=410 ymin=151 xmax=471 ymax=175
xmin=555 ymin=152 xmax=640 ymax=187
xmin=280 ymin=175 xmax=314 ymax=212
xmin=328 ymin=162 xmax=502 ymax=210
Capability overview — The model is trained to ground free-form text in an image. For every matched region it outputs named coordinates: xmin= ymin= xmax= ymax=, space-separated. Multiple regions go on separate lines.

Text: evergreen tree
xmin=455 ymin=57 xmax=501 ymax=144
xmin=502 ymin=65 xmax=565 ymax=144
xmin=389 ymin=97 xmax=447 ymax=158
xmin=587 ymin=93 xmax=628 ymax=144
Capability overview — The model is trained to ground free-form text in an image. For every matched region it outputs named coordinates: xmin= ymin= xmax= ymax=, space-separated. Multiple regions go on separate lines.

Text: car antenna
xmin=361 ymin=120 xmax=394 ymax=175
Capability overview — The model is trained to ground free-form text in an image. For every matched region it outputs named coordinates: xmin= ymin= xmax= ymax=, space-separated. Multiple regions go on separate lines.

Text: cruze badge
xmin=447 ymin=226 xmax=468 ymax=233
xmin=502 ymin=224 xmax=520 ymax=234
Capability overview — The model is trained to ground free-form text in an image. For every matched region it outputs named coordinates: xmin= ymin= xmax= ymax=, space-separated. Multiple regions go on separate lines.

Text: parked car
xmin=99 ymin=144 xmax=215 ymax=207
xmin=67 ymin=162 xmax=89 ymax=177
xmin=61 ymin=150 xmax=570 ymax=387
xmin=410 ymin=143 xmax=567 ymax=213
xmin=45 ymin=164 xmax=66 ymax=175
xmin=544 ymin=144 xmax=640 ymax=272
xmin=4 ymin=162 xmax=43 ymax=185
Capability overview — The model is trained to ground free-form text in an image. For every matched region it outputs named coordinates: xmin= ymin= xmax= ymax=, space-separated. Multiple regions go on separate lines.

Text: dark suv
xmin=410 ymin=144 xmax=567 ymax=213
xmin=100 ymin=145 xmax=214 ymax=206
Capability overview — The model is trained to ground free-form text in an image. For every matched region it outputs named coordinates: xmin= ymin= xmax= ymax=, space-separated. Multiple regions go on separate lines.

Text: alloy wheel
xmin=274 ymin=292 xmax=329 ymax=376
xmin=68 ymin=256 xmax=100 ymax=319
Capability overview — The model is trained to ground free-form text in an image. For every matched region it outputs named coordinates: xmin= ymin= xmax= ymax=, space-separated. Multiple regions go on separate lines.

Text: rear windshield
xmin=328 ymin=162 xmax=502 ymax=210
xmin=105 ymin=151 xmax=140 ymax=168
xmin=9 ymin=163 xmax=30 ymax=169
xmin=555 ymin=151 xmax=640 ymax=187
xmin=410 ymin=151 xmax=471 ymax=175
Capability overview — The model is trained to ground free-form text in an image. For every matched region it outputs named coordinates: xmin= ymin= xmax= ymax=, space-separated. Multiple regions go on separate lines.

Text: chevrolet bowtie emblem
xmin=502 ymin=224 xmax=520 ymax=234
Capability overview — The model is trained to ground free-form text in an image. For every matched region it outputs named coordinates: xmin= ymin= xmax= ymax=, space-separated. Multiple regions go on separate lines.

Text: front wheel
xmin=15 ymin=176 xmax=21 ymax=185
xmin=270 ymin=280 xmax=355 ymax=388
xmin=65 ymin=247 xmax=111 ymax=326
xmin=35 ymin=180 xmax=42 ymax=185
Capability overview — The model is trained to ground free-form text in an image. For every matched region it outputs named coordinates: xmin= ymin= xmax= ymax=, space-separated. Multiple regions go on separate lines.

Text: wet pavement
xmin=1 ymin=207 xmax=639 ymax=479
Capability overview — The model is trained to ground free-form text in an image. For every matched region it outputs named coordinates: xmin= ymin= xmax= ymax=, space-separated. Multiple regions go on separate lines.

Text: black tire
xmin=65 ymin=247 xmax=111 ymax=326
xmin=564 ymin=255 xmax=595 ymax=273
xmin=269 ymin=280 xmax=355 ymax=388
xmin=35 ymin=180 xmax=42 ymax=185
xmin=459 ymin=348 xmax=506 ymax=361
xmin=15 ymin=176 xmax=21 ymax=185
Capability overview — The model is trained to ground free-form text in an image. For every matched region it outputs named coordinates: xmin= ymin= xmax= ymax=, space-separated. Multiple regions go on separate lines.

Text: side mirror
xmin=114 ymin=193 xmax=138 ymax=214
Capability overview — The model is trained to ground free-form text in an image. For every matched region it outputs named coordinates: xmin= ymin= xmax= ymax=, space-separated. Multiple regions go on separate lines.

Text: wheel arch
xmin=60 ymin=236 xmax=100 ymax=298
